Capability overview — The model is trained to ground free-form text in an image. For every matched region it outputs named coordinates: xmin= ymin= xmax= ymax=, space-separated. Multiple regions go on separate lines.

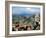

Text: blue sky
xmin=12 ymin=7 xmax=40 ymax=16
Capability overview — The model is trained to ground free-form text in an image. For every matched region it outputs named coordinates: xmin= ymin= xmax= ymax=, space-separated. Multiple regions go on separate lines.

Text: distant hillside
xmin=12 ymin=13 xmax=34 ymax=17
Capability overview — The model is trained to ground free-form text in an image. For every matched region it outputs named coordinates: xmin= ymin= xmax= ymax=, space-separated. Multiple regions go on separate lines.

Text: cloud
xmin=12 ymin=7 xmax=40 ymax=15
xmin=26 ymin=8 xmax=40 ymax=14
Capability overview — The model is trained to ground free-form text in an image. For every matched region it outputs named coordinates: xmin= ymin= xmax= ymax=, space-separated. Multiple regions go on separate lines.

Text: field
xmin=12 ymin=14 xmax=40 ymax=31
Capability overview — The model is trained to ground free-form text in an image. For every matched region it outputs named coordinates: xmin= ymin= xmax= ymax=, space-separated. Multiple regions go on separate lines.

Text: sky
xmin=12 ymin=7 xmax=40 ymax=16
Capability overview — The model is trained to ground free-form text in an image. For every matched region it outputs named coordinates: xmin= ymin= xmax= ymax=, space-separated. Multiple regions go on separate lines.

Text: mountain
xmin=12 ymin=12 xmax=34 ymax=17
